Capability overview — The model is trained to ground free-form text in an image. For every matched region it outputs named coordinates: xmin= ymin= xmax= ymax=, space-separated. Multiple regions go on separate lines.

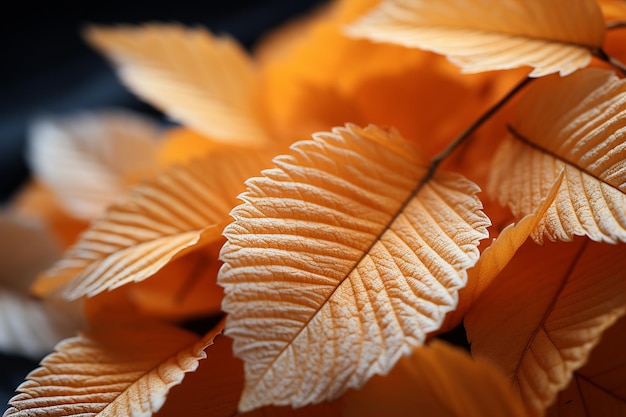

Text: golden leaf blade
xmin=85 ymin=24 xmax=271 ymax=147
xmin=347 ymin=0 xmax=605 ymax=76
xmin=218 ymin=124 xmax=490 ymax=411
xmin=27 ymin=110 xmax=159 ymax=220
xmin=490 ymin=68 xmax=626 ymax=243
xmin=344 ymin=340 xmax=527 ymax=417
xmin=547 ymin=314 xmax=626 ymax=416
xmin=32 ymin=148 xmax=271 ymax=299
xmin=466 ymin=239 xmax=626 ymax=416
xmin=4 ymin=321 xmax=222 ymax=417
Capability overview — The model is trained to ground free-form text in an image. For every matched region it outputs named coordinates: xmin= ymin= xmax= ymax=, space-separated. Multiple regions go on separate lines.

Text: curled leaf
xmin=347 ymin=0 xmax=605 ymax=76
xmin=4 ymin=321 xmax=223 ymax=417
xmin=85 ymin=24 xmax=271 ymax=147
xmin=490 ymin=68 xmax=626 ymax=243
xmin=219 ymin=124 xmax=490 ymax=410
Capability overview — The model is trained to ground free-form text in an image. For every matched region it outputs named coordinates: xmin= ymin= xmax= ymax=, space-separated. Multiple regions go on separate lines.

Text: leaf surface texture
xmin=348 ymin=0 xmax=605 ymax=76
xmin=33 ymin=148 xmax=271 ymax=299
xmin=466 ymin=239 xmax=626 ymax=416
xmin=4 ymin=322 xmax=221 ymax=417
xmin=490 ymin=69 xmax=626 ymax=243
xmin=219 ymin=124 xmax=490 ymax=410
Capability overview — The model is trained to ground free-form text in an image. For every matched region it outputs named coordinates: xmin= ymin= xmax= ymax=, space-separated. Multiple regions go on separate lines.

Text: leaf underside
xmin=219 ymin=124 xmax=490 ymax=411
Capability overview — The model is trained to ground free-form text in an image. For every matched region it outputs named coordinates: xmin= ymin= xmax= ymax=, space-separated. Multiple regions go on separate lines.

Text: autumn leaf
xmin=85 ymin=24 xmax=272 ymax=147
xmin=344 ymin=340 xmax=528 ymax=417
xmin=31 ymin=147 xmax=272 ymax=299
xmin=490 ymin=68 xmax=626 ymax=243
xmin=465 ymin=238 xmax=626 ymax=416
xmin=218 ymin=124 xmax=490 ymax=411
xmin=4 ymin=320 xmax=223 ymax=417
xmin=27 ymin=110 xmax=159 ymax=220
xmin=441 ymin=172 xmax=563 ymax=332
xmin=546 ymin=313 xmax=626 ymax=416
xmin=347 ymin=0 xmax=605 ymax=77
xmin=155 ymin=335 xmax=345 ymax=417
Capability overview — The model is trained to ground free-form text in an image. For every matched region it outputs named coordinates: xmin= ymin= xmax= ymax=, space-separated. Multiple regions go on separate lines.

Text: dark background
xmin=0 ymin=0 xmax=326 ymax=409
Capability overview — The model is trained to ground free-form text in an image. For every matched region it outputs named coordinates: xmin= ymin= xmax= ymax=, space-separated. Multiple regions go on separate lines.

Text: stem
xmin=594 ymin=48 xmax=626 ymax=76
xmin=429 ymin=76 xmax=533 ymax=170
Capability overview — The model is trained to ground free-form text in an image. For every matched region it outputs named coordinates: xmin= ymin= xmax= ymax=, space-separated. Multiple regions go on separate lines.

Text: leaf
xmin=85 ymin=24 xmax=271 ymax=147
xmin=465 ymin=238 xmax=626 ymax=416
xmin=31 ymin=147 xmax=272 ymax=300
xmin=489 ymin=68 xmax=626 ymax=243
xmin=442 ymin=172 xmax=562 ymax=332
xmin=344 ymin=340 xmax=528 ymax=417
xmin=4 ymin=320 xmax=223 ymax=417
xmin=347 ymin=0 xmax=605 ymax=77
xmin=27 ymin=110 xmax=159 ymax=220
xmin=546 ymin=313 xmax=626 ymax=416
xmin=218 ymin=124 xmax=490 ymax=411
xmin=0 ymin=288 xmax=83 ymax=359
xmin=155 ymin=335 xmax=345 ymax=417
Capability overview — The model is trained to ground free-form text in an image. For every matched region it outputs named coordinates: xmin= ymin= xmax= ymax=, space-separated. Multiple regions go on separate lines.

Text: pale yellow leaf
xmin=344 ymin=340 xmax=528 ymax=417
xmin=27 ymin=110 xmax=159 ymax=220
xmin=0 ymin=288 xmax=83 ymax=359
xmin=31 ymin=147 xmax=272 ymax=299
xmin=4 ymin=320 xmax=223 ymax=417
xmin=466 ymin=239 xmax=626 ymax=416
xmin=547 ymin=313 xmax=626 ymax=416
xmin=347 ymin=0 xmax=605 ymax=77
xmin=219 ymin=124 xmax=490 ymax=411
xmin=490 ymin=68 xmax=626 ymax=243
xmin=85 ymin=24 xmax=271 ymax=147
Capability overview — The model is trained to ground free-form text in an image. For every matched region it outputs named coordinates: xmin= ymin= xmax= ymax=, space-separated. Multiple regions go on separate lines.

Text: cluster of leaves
xmin=2 ymin=0 xmax=626 ymax=416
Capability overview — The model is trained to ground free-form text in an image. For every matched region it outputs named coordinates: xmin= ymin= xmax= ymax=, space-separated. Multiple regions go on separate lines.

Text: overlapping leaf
xmin=344 ymin=340 xmax=527 ymax=417
xmin=32 ymin=148 xmax=272 ymax=300
xmin=85 ymin=24 xmax=271 ymax=147
xmin=219 ymin=124 xmax=490 ymax=410
xmin=490 ymin=68 xmax=626 ymax=243
xmin=4 ymin=321 xmax=222 ymax=417
xmin=347 ymin=0 xmax=605 ymax=76
xmin=27 ymin=110 xmax=159 ymax=220
xmin=466 ymin=239 xmax=626 ymax=416
xmin=546 ymin=314 xmax=626 ymax=416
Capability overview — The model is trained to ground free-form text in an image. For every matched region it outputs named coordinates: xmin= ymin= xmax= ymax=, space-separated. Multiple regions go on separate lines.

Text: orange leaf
xmin=490 ymin=68 xmax=626 ymax=243
xmin=85 ymin=24 xmax=272 ymax=148
xmin=466 ymin=238 xmax=626 ymax=416
xmin=31 ymin=147 xmax=272 ymax=299
xmin=344 ymin=340 xmax=528 ymax=417
xmin=4 ymin=320 xmax=223 ymax=417
xmin=348 ymin=0 xmax=605 ymax=76
xmin=219 ymin=124 xmax=490 ymax=410
xmin=546 ymin=313 xmax=626 ymax=416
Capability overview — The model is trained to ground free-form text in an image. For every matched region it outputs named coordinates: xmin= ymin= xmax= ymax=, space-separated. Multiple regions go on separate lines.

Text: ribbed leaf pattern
xmin=85 ymin=24 xmax=271 ymax=147
xmin=347 ymin=0 xmax=605 ymax=76
xmin=4 ymin=322 xmax=221 ymax=417
xmin=33 ymin=149 xmax=271 ymax=300
xmin=490 ymin=69 xmax=626 ymax=243
xmin=466 ymin=240 xmax=626 ymax=416
xmin=219 ymin=124 xmax=490 ymax=411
